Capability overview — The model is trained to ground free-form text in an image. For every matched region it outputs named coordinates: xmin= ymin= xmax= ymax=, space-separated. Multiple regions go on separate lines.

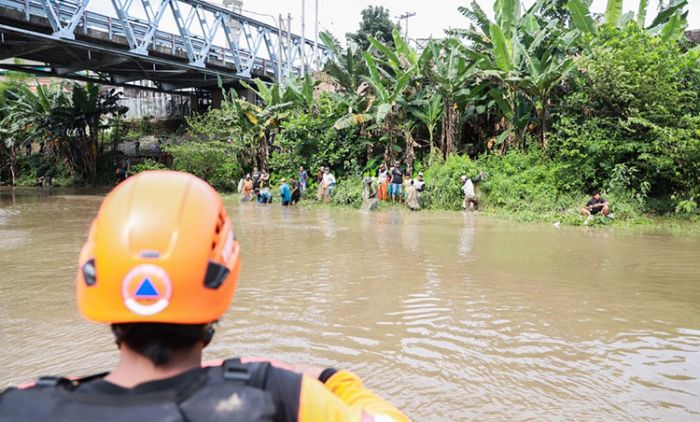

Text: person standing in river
xmin=377 ymin=164 xmax=389 ymax=201
xmin=461 ymin=175 xmax=477 ymax=210
xmin=242 ymin=174 xmax=254 ymax=201
xmin=0 ymin=171 xmax=408 ymax=422
xmin=298 ymin=166 xmax=308 ymax=195
xmin=290 ymin=176 xmax=301 ymax=205
xmin=389 ymin=162 xmax=403 ymax=204
xmin=316 ymin=167 xmax=325 ymax=201
xmin=279 ymin=178 xmax=292 ymax=206
xmin=322 ymin=167 xmax=336 ymax=202
xmin=251 ymin=166 xmax=261 ymax=188
xmin=256 ymin=171 xmax=272 ymax=204
xmin=461 ymin=172 xmax=484 ymax=211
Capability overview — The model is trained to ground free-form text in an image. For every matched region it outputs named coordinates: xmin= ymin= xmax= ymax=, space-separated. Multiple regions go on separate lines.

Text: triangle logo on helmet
xmin=135 ymin=278 xmax=159 ymax=297
xmin=122 ymin=264 xmax=173 ymax=316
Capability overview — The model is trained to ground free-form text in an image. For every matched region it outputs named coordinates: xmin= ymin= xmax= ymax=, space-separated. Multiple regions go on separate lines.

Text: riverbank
xmin=224 ymin=192 xmax=700 ymax=236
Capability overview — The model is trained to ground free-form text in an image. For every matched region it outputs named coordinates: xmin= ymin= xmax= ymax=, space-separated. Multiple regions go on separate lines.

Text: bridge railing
xmin=0 ymin=0 xmax=328 ymax=79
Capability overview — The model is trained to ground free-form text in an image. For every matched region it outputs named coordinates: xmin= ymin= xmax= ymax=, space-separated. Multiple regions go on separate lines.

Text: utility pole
xmin=287 ymin=13 xmax=292 ymax=80
xmin=278 ymin=14 xmax=283 ymax=84
xmin=398 ymin=11 xmax=416 ymax=41
xmin=313 ymin=0 xmax=318 ymax=69
xmin=300 ymin=0 xmax=306 ymax=75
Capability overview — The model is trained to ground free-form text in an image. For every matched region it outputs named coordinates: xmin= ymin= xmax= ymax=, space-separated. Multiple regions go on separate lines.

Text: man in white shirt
xmin=322 ymin=167 xmax=336 ymax=201
xmin=461 ymin=175 xmax=477 ymax=210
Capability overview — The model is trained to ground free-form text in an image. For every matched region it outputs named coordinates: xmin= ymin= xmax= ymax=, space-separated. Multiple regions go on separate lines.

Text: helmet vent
xmin=204 ymin=261 xmax=230 ymax=289
xmin=82 ymin=259 xmax=97 ymax=286
xmin=212 ymin=210 xmax=226 ymax=250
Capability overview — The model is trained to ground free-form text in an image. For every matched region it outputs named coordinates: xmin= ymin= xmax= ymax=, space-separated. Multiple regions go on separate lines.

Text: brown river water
xmin=1 ymin=188 xmax=699 ymax=421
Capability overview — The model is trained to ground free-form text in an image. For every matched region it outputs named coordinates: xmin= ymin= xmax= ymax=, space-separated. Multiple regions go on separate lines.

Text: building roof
xmin=686 ymin=30 xmax=700 ymax=44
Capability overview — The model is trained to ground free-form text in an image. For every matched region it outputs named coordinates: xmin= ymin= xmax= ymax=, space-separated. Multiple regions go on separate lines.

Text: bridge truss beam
xmin=0 ymin=0 xmax=330 ymax=91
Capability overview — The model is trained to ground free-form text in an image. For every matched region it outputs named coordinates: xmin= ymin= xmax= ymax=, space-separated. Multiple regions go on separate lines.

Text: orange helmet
xmin=76 ymin=171 xmax=240 ymax=324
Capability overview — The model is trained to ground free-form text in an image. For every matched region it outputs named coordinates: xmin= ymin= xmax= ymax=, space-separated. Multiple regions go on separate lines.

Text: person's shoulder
xmin=0 ymin=380 xmax=66 ymax=418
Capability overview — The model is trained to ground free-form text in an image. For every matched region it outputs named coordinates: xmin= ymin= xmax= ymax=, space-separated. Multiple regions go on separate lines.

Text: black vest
xmin=0 ymin=359 xmax=301 ymax=422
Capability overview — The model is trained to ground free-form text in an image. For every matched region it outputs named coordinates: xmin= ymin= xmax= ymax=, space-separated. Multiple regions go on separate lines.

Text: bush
xmin=331 ymin=178 xmax=363 ymax=207
xmin=271 ymin=96 xmax=368 ymax=176
xmin=550 ymin=24 xmax=700 ymax=214
xmin=15 ymin=153 xmax=69 ymax=186
xmin=421 ymin=154 xmax=479 ymax=210
xmin=165 ymin=142 xmax=239 ymax=191
xmin=416 ymin=150 xmax=647 ymax=224
xmin=130 ymin=159 xmax=167 ymax=174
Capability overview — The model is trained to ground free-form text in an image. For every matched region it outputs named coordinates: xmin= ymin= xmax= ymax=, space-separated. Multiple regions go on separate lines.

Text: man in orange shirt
xmin=0 ymin=171 xmax=408 ymax=422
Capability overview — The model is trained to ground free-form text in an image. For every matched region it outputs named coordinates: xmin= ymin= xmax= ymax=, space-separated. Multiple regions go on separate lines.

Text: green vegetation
xmin=1 ymin=0 xmax=698 ymax=229
xmin=346 ymin=6 xmax=397 ymax=51
xmin=0 ymin=79 xmax=127 ymax=186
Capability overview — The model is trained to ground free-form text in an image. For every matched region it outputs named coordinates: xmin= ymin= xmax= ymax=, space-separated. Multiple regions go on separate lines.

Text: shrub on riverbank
xmin=330 ymin=178 xmax=363 ymax=207
xmin=129 ymin=141 xmax=238 ymax=191
xmin=396 ymin=151 xmax=649 ymax=225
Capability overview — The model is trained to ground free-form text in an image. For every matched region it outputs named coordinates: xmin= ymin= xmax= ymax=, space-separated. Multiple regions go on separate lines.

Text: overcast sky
xmin=84 ymin=0 xmax=700 ymax=48
xmin=238 ymin=0 xmax=700 ymax=42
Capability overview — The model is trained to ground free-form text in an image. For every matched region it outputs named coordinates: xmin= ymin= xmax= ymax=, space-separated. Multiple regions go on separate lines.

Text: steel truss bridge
xmin=0 ymin=0 xmax=329 ymax=92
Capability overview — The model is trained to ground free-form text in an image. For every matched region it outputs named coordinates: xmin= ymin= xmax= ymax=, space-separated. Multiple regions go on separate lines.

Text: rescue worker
xmin=0 ymin=171 xmax=408 ymax=422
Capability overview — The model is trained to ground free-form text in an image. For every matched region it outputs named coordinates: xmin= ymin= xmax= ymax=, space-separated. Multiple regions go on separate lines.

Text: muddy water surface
xmin=1 ymin=188 xmax=699 ymax=420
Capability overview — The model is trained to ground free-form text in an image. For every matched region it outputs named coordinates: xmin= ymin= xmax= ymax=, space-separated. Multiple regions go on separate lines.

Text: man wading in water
xmin=0 ymin=171 xmax=408 ymax=422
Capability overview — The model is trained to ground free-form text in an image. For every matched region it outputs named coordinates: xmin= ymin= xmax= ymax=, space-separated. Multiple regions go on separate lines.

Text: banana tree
xmin=238 ymin=79 xmax=295 ymax=171
xmin=568 ymin=0 xmax=689 ymax=40
xmin=407 ymin=91 xmax=443 ymax=163
xmin=284 ymin=75 xmax=319 ymax=112
xmin=333 ymin=28 xmax=419 ymax=166
xmin=49 ymin=83 xmax=126 ymax=182
xmin=421 ymin=38 xmax=483 ymax=157
xmin=0 ymin=82 xmax=70 ymax=184
xmin=334 ymin=48 xmax=413 ymax=163
xmin=320 ymin=32 xmax=369 ymax=115
xmin=461 ymin=0 xmax=578 ymax=149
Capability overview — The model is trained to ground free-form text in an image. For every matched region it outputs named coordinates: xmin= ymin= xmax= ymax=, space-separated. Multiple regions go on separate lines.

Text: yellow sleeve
xmin=298 ymin=371 xmax=410 ymax=422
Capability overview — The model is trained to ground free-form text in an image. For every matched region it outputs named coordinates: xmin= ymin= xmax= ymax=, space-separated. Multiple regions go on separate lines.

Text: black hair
xmin=111 ymin=323 xmax=214 ymax=366
xmin=592 ymin=189 xmax=601 ymax=195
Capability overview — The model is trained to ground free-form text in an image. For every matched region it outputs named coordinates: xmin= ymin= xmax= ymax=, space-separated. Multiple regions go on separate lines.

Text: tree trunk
xmin=259 ymin=137 xmax=270 ymax=172
xmin=383 ymin=130 xmax=394 ymax=165
xmin=440 ymin=104 xmax=447 ymax=157
xmin=427 ymin=128 xmax=436 ymax=165
xmin=402 ymin=128 xmax=416 ymax=176
xmin=78 ymin=129 xmax=95 ymax=182
xmin=9 ymin=147 xmax=17 ymax=186
xmin=362 ymin=127 xmax=373 ymax=162
xmin=444 ymin=102 xmax=458 ymax=158
xmin=538 ymin=99 xmax=548 ymax=149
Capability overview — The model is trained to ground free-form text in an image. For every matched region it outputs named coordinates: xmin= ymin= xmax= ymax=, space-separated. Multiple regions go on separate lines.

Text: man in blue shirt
xmin=279 ymin=178 xmax=292 ymax=206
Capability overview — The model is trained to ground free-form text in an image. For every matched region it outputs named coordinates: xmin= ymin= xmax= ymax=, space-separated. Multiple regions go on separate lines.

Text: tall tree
xmin=346 ymin=6 xmax=397 ymax=51
xmin=48 ymin=83 xmax=127 ymax=182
